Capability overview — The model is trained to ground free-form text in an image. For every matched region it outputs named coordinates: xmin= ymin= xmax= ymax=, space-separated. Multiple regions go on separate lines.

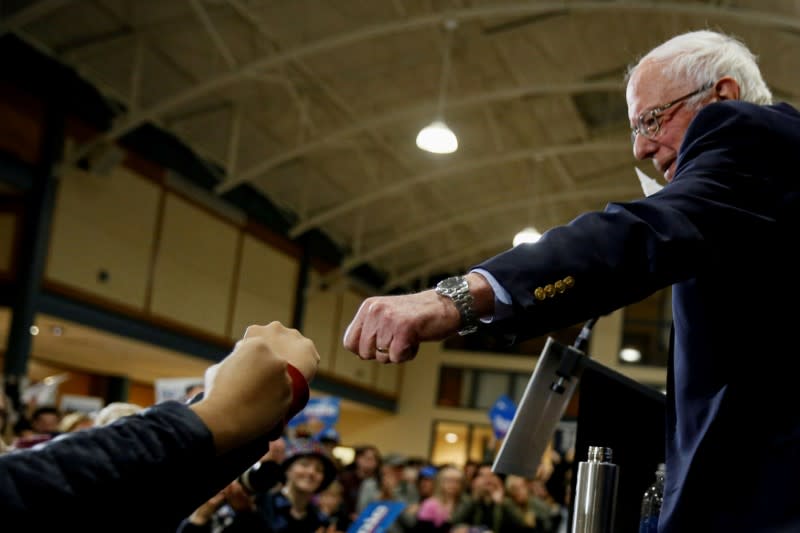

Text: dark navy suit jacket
xmin=476 ymin=100 xmax=800 ymax=532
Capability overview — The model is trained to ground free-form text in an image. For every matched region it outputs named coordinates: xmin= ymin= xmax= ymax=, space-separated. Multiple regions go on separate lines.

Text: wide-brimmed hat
xmin=282 ymin=438 xmax=338 ymax=493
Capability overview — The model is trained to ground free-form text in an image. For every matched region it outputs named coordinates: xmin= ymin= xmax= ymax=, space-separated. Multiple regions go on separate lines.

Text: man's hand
xmin=191 ymin=322 xmax=320 ymax=454
xmin=342 ymin=272 xmax=494 ymax=363
xmin=342 ymin=289 xmax=460 ymax=363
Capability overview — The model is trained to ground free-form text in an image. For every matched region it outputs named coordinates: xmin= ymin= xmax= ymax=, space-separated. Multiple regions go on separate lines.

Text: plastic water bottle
xmin=639 ymin=463 xmax=665 ymax=533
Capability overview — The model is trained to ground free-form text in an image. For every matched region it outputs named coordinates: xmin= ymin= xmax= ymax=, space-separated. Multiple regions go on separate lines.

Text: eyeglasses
xmin=630 ymin=81 xmax=714 ymax=142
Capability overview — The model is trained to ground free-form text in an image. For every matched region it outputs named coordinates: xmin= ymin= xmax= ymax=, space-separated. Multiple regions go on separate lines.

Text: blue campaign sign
xmin=287 ymin=396 xmax=341 ymax=436
xmin=347 ymin=501 xmax=406 ymax=533
xmin=489 ymin=394 xmax=517 ymax=439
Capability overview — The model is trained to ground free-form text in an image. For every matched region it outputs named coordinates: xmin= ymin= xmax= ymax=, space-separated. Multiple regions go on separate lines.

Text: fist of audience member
xmin=192 ymin=322 xmax=321 ymax=454
xmin=239 ymin=322 xmax=319 ymax=383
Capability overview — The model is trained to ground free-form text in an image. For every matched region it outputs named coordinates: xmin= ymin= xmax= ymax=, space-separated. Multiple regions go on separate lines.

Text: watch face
xmin=439 ymin=276 xmax=461 ymax=291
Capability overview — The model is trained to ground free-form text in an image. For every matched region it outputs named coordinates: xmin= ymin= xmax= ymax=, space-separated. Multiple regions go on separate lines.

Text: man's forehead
xmin=626 ymin=61 xmax=677 ymax=116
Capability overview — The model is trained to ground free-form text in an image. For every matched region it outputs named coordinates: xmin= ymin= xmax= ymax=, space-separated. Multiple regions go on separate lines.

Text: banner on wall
xmin=489 ymin=394 xmax=517 ymax=440
xmin=154 ymin=377 xmax=204 ymax=404
xmin=287 ymin=396 xmax=340 ymax=438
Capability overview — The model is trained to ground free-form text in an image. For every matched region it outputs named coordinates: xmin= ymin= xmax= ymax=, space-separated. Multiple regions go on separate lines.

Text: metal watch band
xmin=435 ymin=275 xmax=479 ymax=336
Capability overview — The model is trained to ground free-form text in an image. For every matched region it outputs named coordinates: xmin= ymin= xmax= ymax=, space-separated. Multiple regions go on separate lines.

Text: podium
xmin=571 ymin=358 xmax=666 ymax=532
xmin=493 ymin=337 xmax=666 ymax=532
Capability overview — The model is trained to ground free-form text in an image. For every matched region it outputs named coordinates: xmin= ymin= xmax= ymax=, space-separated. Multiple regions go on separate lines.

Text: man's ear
xmin=715 ymin=76 xmax=740 ymax=101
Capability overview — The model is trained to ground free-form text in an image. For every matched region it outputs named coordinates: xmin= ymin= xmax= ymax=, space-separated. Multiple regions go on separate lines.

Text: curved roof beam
xmin=214 ymin=80 xmax=622 ymax=192
xmin=289 ymin=140 xmax=630 ymax=237
xmin=63 ymin=1 xmax=800 ymax=167
xmin=380 ymin=234 xmax=516 ymax=292
xmin=326 ymin=183 xmax=638 ymax=282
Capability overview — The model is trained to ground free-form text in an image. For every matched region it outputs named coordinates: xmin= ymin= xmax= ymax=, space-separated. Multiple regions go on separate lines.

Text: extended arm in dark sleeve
xmin=0 ymin=401 xmax=278 ymax=531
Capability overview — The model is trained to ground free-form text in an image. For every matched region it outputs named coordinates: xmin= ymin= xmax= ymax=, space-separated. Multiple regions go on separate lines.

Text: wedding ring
xmin=376 ymin=346 xmax=389 ymax=353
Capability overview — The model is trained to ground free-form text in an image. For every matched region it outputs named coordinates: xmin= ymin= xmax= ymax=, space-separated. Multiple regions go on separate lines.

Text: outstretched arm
xmin=0 ymin=322 xmax=318 ymax=531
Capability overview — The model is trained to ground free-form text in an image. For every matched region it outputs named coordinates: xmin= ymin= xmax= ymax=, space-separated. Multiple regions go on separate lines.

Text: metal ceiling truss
xmin=43 ymin=1 xmax=799 ymax=176
xmin=288 ymin=140 xmax=630 ymax=237
xmin=321 ymin=183 xmax=640 ymax=287
xmin=215 ymin=80 xmax=624 ymax=192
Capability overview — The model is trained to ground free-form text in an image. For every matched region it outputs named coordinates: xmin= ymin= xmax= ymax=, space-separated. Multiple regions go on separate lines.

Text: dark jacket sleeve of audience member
xmin=0 ymin=401 xmax=278 ymax=532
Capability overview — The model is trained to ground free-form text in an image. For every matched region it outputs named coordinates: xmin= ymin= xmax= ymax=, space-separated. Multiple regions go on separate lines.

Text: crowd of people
xmin=1 ymin=380 xmax=572 ymax=533
xmin=179 ymin=431 xmax=571 ymax=533
xmin=0 ymin=388 xmax=145 ymax=452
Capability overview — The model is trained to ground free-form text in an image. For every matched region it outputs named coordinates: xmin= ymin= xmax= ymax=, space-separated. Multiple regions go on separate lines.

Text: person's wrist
xmin=189 ymin=359 xmax=292 ymax=455
xmin=284 ymin=363 xmax=310 ymax=424
xmin=190 ymin=400 xmax=239 ymax=455
xmin=464 ymin=272 xmax=495 ymax=317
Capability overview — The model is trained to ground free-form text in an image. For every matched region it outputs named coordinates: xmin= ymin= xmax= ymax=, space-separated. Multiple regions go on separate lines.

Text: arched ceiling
xmin=5 ymin=0 xmax=800 ymax=292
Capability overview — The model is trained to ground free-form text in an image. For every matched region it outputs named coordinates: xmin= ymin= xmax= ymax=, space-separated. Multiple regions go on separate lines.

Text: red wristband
xmin=285 ymin=363 xmax=310 ymax=424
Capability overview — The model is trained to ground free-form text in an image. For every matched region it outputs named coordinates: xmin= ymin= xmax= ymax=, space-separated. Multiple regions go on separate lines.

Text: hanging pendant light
xmin=416 ymin=120 xmax=458 ymax=153
xmin=417 ymin=19 xmax=458 ymax=154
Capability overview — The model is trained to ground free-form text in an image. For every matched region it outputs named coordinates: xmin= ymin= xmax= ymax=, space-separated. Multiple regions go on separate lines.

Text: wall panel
xmin=46 ymin=168 xmax=160 ymax=308
xmin=150 ymin=193 xmax=238 ymax=337
xmin=301 ymin=277 xmax=341 ymax=373
xmin=230 ymin=235 xmax=296 ymax=338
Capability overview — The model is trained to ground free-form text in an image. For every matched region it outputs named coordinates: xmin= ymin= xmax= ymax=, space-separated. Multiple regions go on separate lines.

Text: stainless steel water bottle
xmin=571 ymin=445 xmax=619 ymax=533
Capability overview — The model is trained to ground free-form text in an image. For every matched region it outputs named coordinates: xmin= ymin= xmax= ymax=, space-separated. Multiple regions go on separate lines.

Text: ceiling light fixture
xmin=416 ymin=19 xmax=458 ymax=154
xmin=513 ymin=227 xmax=541 ymax=246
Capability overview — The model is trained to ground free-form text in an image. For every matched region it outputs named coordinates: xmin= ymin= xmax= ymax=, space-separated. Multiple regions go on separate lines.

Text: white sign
xmin=60 ymin=394 xmax=104 ymax=414
xmin=154 ymin=377 xmax=204 ymax=404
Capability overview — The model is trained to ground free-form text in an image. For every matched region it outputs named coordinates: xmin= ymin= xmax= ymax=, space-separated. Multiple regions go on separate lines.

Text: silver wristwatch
xmin=435 ymin=275 xmax=479 ymax=336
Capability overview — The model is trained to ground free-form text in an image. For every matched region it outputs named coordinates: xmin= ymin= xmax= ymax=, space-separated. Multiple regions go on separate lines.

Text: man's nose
xmin=632 ymin=133 xmax=656 ymax=160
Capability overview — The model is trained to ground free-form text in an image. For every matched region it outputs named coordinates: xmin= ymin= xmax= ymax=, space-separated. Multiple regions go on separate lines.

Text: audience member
xmin=29 ymin=405 xmax=61 ymax=434
xmin=319 ymin=478 xmax=351 ymax=533
xmin=357 ymin=452 xmax=419 ymax=532
xmin=180 ymin=438 xmax=336 ymax=532
xmin=450 ymin=462 xmax=531 ymax=533
xmin=416 ymin=464 xmax=466 ymax=533
xmin=339 ymin=444 xmax=381 ymax=522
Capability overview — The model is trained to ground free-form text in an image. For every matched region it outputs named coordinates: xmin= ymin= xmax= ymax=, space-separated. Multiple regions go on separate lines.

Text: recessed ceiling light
xmin=619 ymin=347 xmax=642 ymax=362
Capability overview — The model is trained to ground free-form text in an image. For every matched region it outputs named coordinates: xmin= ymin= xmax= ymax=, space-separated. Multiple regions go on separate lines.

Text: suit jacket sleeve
xmin=475 ymin=100 xmax=797 ymax=342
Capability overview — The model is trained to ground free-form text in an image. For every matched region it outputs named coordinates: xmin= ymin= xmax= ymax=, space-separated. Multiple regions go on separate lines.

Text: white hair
xmin=626 ymin=30 xmax=773 ymax=106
